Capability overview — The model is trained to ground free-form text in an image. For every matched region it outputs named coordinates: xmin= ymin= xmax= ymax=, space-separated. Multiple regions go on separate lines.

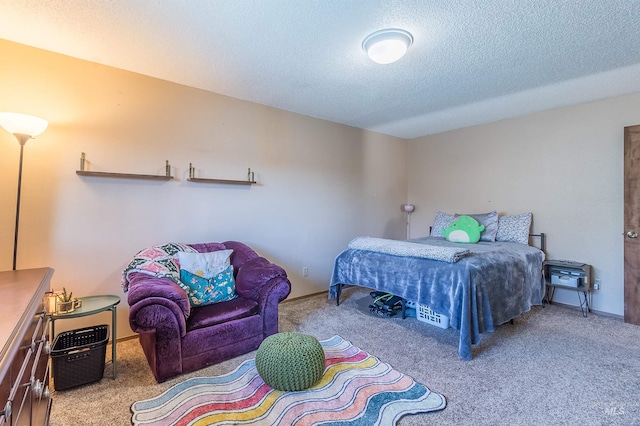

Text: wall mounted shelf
xmin=187 ymin=177 xmax=256 ymax=185
xmin=76 ymin=170 xmax=173 ymax=181
xmin=187 ymin=164 xmax=257 ymax=185
xmin=76 ymin=153 xmax=173 ymax=180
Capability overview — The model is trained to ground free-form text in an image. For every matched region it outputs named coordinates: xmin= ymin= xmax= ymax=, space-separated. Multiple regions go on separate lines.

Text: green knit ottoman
xmin=255 ymin=332 xmax=325 ymax=391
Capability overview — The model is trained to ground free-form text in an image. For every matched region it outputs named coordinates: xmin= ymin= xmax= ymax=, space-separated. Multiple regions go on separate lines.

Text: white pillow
xmin=455 ymin=211 xmax=499 ymax=242
xmin=496 ymin=213 xmax=532 ymax=245
xmin=430 ymin=211 xmax=456 ymax=237
xmin=177 ymin=249 xmax=233 ymax=278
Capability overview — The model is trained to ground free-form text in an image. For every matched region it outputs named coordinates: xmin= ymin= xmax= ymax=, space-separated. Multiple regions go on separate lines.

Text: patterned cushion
xmin=430 ymin=211 xmax=456 ymax=237
xmin=496 ymin=212 xmax=532 ymax=245
xmin=180 ymin=265 xmax=237 ymax=307
xmin=177 ymin=250 xmax=233 ymax=279
xmin=456 ymin=211 xmax=499 ymax=242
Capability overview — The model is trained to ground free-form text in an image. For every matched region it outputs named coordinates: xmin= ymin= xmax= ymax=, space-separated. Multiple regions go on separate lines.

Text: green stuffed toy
xmin=442 ymin=215 xmax=485 ymax=243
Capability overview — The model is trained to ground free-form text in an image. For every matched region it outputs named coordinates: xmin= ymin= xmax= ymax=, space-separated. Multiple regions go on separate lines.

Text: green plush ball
xmin=255 ymin=332 xmax=325 ymax=391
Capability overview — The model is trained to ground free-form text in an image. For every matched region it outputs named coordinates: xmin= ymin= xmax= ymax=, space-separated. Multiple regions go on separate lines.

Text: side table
xmin=543 ymin=260 xmax=592 ymax=317
xmin=50 ymin=295 xmax=121 ymax=379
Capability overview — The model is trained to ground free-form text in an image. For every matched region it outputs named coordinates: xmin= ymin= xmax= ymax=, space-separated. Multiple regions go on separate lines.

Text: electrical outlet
xmin=303 ymin=267 xmax=309 ymax=277
xmin=594 ymin=278 xmax=601 ymax=290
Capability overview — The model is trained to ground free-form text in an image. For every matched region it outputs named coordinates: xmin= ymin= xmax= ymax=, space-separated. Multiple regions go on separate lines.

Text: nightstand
xmin=543 ymin=260 xmax=592 ymax=317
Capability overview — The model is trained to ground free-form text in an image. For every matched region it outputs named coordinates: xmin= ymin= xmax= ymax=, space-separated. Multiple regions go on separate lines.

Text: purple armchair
xmin=126 ymin=241 xmax=291 ymax=382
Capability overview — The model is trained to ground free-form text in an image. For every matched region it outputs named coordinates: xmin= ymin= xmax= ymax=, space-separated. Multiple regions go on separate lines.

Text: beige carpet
xmin=50 ymin=287 xmax=640 ymax=425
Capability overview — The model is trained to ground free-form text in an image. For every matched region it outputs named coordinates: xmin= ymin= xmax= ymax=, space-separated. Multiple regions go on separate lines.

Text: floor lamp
xmin=0 ymin=112 xmax=49 ymax=270
xmin=401 ymin=203 xmax=415 ymax=239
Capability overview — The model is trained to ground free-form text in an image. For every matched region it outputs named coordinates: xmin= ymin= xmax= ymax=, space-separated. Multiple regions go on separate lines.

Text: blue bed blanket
xmin=329 ymin=237 xmax=545 ymax=360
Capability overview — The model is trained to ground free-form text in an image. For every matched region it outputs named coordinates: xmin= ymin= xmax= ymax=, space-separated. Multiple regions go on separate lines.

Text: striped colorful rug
xmin=131 ymin=335 xmax=446 ymax=425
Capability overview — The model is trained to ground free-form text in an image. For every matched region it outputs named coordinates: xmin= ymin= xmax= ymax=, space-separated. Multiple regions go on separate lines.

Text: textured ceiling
xmin=1 ymin=0 xmax=640 ymax=139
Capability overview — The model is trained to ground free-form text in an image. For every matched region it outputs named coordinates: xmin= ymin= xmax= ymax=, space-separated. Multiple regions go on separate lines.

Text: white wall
xmin=409 ymin=92 xmax=640 ymax=316
xmin=0 ymin=40 xmax=408 ymax=338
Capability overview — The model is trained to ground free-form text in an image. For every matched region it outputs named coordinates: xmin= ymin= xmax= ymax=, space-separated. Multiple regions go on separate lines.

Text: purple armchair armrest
xmin=127 ymin=272 xmax=191 ymax=337
xmin=236 ymin=256 xmax=291 ymax=335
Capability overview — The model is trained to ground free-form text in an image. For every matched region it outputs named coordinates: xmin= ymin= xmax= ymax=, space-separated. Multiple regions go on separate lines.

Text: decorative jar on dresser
xmin=0 ymin=268 xmax=53 ymax=425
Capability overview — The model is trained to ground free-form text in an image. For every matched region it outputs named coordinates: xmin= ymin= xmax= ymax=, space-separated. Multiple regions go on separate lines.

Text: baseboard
xmin=115 ymin=334 xmax=139 ymax=344
xmin=281 ymin=290 xmax=328 ymax=303
xmin=547 ymin=300 xmax=624 ymax=320
xmin=591 ymin=309 xmax=624 ymax=320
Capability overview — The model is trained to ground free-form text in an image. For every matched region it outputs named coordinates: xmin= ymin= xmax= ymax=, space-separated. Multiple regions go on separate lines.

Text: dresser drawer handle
xmin=32 ymin=379 xmax=43 ymax=398
xmin=9 ymin=348 xmax=32 ymax=398
xmin=30 ymin=315 xmax=44 ymax=343
xmin=31 ymin=340 xmax=45 ymax=375
xmin=1 ymin=401 xmax=11 ymax=422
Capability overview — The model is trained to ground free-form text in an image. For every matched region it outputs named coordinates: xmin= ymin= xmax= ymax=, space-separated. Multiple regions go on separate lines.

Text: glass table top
xmin=50 ymin=294 xmax=120 ymax=319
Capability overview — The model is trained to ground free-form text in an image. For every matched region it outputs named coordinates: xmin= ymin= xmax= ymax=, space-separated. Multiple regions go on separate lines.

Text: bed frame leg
xmin=336 ymin=284 xmax=342 ymax=306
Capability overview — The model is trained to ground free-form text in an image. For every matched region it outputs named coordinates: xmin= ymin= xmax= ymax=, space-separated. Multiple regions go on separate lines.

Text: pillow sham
xmin=496 ymin=212 xmax=532 ymax=245
xmin=177 ymin=249 xmax=233 ymax=279
xmin=455 ymin=211 xmax=499 ymax=242
xmin=180 ymin=265 xmax=237 ymax=307
xmin=430 ymin=211 xmax=456 ymax=237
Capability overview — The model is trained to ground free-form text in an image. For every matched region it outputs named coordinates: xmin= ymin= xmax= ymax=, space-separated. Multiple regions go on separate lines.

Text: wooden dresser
xmin=0 ymin=268 xmax=53 ymax=426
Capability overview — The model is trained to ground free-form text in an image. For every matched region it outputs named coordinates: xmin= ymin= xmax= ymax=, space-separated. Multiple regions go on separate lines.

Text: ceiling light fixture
xmin=362 ymin=28 xmax=414 ymax=65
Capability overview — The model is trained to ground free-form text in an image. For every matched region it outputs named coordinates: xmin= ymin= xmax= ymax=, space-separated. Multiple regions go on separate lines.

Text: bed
xmin=329 ymin=212 xmax=546 ymax=360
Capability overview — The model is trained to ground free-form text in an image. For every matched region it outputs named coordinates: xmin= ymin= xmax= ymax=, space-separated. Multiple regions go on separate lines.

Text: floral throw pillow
xmin=180 ymin=265 xmax=237 ymax=307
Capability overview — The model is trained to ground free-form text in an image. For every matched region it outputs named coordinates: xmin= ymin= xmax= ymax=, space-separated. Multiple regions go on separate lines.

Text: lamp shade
xmin=401 ymin=203 xmax=415 ymax=213
xmin=363 ymin=29 xmax=414 ymax=64
xmin=0 ymin=112 xmax=48 ymax=138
